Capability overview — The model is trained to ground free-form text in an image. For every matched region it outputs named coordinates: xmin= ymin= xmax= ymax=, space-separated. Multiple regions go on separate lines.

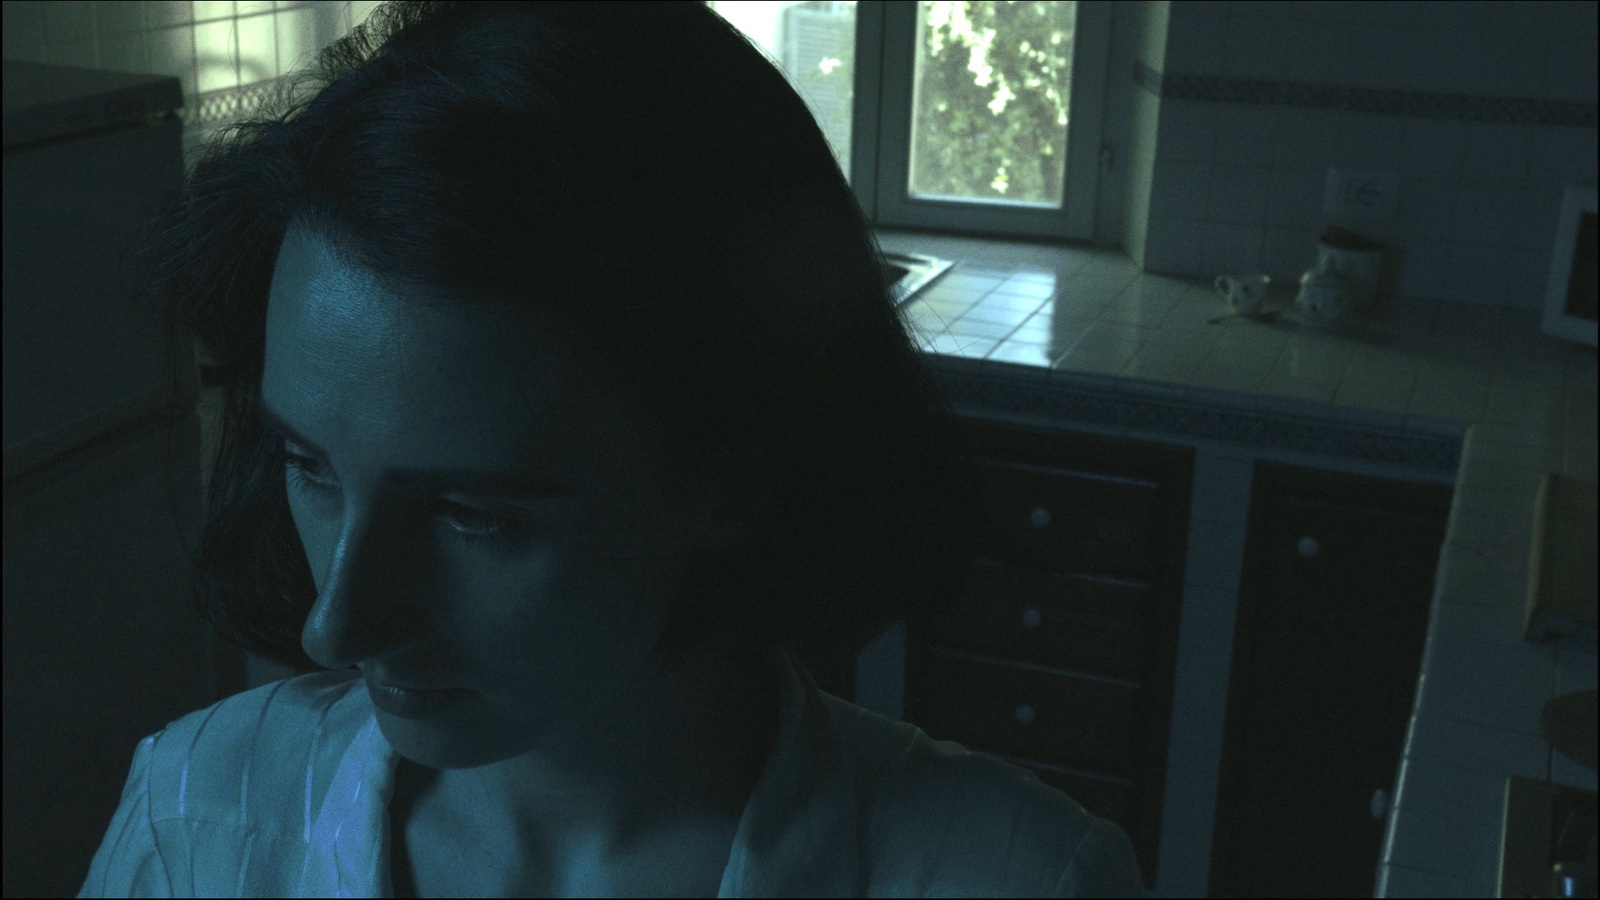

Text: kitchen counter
xmin=876 ymin=228 xmax=1599 ymax=898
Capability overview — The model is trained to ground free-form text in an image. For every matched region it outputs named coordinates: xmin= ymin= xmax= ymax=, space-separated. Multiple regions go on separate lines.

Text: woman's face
xmin=260 ymin=223 xmax=738 ymax=768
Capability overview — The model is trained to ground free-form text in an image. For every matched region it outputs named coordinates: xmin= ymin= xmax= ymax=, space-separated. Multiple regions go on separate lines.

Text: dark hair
xmin=137 ymin=0 xmax=984 ymax=676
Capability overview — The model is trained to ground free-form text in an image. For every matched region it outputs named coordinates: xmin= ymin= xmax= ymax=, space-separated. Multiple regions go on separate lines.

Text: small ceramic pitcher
xmin=1215 ymin=273 xmax=1272 ymax=316
xmin=1295 ymin=262 xmax=1352 ymax=327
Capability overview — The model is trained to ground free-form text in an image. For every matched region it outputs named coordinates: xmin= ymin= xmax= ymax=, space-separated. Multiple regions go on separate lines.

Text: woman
xmin=80 ymin=2 xmax=1144 ymax=896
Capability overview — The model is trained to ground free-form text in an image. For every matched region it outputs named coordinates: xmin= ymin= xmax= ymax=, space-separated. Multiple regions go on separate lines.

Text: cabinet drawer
xmin=905 ymin=642 xmax=1140 ymax=777
xmin=973 ymin=458 xmax=1162 ymax=580
xmin=921 ymin=558 xmax=1155 ymax=681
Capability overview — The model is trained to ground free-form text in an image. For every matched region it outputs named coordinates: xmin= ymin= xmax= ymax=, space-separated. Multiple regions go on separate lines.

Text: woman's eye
xmin=282 ymin=452 xmax=527 ymax=544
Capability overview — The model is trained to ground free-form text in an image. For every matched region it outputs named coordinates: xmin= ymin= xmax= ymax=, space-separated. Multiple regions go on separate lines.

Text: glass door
xmin=709 ymin=1 xmax=1108 ymax=242
xmin=907 ymin=1 xmax=1077 ymax=209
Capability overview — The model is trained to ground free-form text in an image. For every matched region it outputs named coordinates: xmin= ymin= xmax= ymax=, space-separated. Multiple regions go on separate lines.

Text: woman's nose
xmin=299 ymin=515 xmax=423 ymax=670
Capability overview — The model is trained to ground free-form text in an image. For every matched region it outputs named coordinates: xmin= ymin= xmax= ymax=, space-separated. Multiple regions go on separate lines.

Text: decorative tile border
xmin=930 ymin=359 xmax=1463 ymax=474
xmin=1135 ymin=62 xmax=1598 ymax=127
xmin=184 ymin=79 xmax=289 ymax=129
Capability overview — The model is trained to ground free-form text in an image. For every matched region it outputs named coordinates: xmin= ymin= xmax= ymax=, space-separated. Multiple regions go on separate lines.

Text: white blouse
xmin=79 ymin=648 xmax=1145 ymax=897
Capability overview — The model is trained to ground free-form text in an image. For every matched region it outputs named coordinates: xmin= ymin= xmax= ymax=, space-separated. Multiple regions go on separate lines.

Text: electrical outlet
xmin=1324 ymin=168 xmax=1399 ymax=219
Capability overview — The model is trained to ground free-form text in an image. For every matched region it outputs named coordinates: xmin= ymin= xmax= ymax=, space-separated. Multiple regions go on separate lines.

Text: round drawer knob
xmin=1297 ymin=535 xmax=1321 ymax=558
xmin=1370 ymin=788 xmax=1388 ymax=821
xmin=1020 ymin=607 xmax=1043 ymax=630
xmin=1014 ymin=703 xmax=1036 ymax=725
xmin=1028 ymin=506 xmax=1052 ymax=528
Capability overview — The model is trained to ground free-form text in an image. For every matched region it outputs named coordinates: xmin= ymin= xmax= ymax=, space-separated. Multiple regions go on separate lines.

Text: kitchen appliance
xmin=4 ymin=60 xmax=218 ymax=897
xmin=1525 ymin=473 xmax=1598 ymax=643
xmin=1500 ymin=777 xmax=1598 ymax=898
xmin=1315 ymin=225 xmax=1385 ymax=312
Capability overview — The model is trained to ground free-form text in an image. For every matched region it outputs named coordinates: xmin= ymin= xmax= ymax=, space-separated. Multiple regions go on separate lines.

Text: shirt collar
xmin=301 ymin=648 xmax=868 ymax=897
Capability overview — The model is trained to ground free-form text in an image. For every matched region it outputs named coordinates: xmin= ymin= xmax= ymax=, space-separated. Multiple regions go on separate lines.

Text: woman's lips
xmin=367 ymin=679 xmax=470 ymax=718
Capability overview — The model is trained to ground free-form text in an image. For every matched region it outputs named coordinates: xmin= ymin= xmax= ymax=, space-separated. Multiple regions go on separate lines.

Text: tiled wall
xmin=7 ymin=1 xmax=1595 ymax=311
xmin=1126 ymin=0 xmax=1599 ymax=309
xmin=1 ymin=1 xmax=382 ymax=166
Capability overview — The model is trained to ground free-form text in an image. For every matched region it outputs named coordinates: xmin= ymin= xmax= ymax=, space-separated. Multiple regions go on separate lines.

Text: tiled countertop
xmin=876 ymin=229 xmax=1599 ymax=897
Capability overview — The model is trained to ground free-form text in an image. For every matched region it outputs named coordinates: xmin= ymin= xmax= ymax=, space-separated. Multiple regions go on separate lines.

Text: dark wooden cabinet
xmin=1208 ymin=461 xmax=1451 ymax=898
xmin=902 ymin=417 xmax=1194 ymax=889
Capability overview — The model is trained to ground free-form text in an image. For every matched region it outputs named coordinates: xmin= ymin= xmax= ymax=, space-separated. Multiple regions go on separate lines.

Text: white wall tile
xmin=148 ymin=25 xmax=200 ymax=105
xmin=1272 ymin=107 xmax=1343 ymax=172
xmin=275 ymin=7 xmax=322 ymax=78
xmin=236 ymin=11 xmax=277 ymax=83
xmin=1410 ymin=25 xmax=1479 ymax=94
xmin=1274 ymin=15 xmax=1353 ymax=85
xmin=350 ymin=2 xmax=385 ymax=29
xmin=1217 ymin=12 xmax=1286 ymax=80
xmin=95 ymin=30 xmax=149 ymax=75
xmin=1339 ymin=113 xmax=1405 ymax=170
xmin=1542 ymin=5 xmax=1600 ymax=102
xmin=1507 ymin=245 xmax=1556 ymax=310
xmin=47 ymin=40 xmax=98 ymax=68
xmin=1294 ymin=1 xmax=1356 ymax=22
xmin=1462 ymin=23 xmax=1547 ymax=97
xmin=1514 ymin=188 xmax=1563 ymax=252
xmin=1144 ymin=216 xmax=1209 ymax=277
xmin=1503 ymin=189 xmax=1553 ymax=254
xmin=2 ymin=2 xmax=46 ymax=60
xmin=1529 ymin=127 xmax=1600 ymax=194
xmin=1162 ymin=10 xmax=1227 ymax=75
xmin=1396 ymin=181 xmax=1462 ymax=245
xmin=1457 ymin=122 xmax=1536 ymax=189
xmin=1344 ymin=23 xmax=1418 ymax=90
xmin=40 ymin=0 xmax=94 ymax=45
xmin=1455 ymin=185 xmax=1532 ymax=247
xmin=1214 ymin=104 xmax=1278 ymax=168
xmin=1156 ymin=98 xmax=1219 ymax=163
xmin=1149 ymin=160 xmax=1212 ymax=222
xmin=1348 ymin=0 xmax=1409 ymax=26
xmin=95 ymin=1 xmax=144 ymax=37
xmin=1262 ymin=165 xmax=1323 ymax=229
xmin=1396 ymin=240 xmax=1455 ymax=302
xmin=1206 ymin=164 xmax=1269 ymax=225
xmin=1398 ymin=118 xmax=1466 ymax=186
xmin=1202 ymin=222 xmax=1265 ymax=277
xmin=1261 ymin=226 xmax=1320 ymax=280
xmin=193 ymin=17 xmax=240 ymax=92
xmin=192 ymin=2 xmax=238 ymax=24
xmin=145 ymin=2 xmax=198 ymax=28
xmin=1174 ymin=1 xmax=1235 ymax=21
xmin=1228 ymin=0 xmax=1288 ymax=20
xmin=1447 ymin=241 xmax=1514 ymax=306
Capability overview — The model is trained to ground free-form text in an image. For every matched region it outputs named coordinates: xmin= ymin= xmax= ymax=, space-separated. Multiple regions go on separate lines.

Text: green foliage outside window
xmin=911 ymin=1 xmax=1075 ymax=205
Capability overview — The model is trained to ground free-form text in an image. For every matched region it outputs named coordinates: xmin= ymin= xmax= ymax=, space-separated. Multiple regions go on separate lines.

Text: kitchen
xmin=3 ymin=1 xmax=1596 ymax=897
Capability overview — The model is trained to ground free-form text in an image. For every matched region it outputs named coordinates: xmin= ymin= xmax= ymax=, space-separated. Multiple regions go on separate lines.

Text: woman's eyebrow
xmin=257 ymin=402 xmax=568 ymax=497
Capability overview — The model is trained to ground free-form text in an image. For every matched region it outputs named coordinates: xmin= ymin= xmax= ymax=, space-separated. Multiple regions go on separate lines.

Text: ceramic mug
xmin=1316 ymin=243 xmax=1381 ymax=310
xmin=1214 ymin=273 xmax=1271 ymax=316
xmin=1295 ymin=265 xmax=1352 ymax=327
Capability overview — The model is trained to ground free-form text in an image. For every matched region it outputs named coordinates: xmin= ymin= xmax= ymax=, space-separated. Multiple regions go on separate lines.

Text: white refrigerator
xmin=3 ymin=59 xmax=228 ymax=897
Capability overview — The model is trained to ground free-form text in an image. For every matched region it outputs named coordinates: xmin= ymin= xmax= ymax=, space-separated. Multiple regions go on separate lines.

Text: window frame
xmin=849 ymin=0 xmax=1111 ymax=242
